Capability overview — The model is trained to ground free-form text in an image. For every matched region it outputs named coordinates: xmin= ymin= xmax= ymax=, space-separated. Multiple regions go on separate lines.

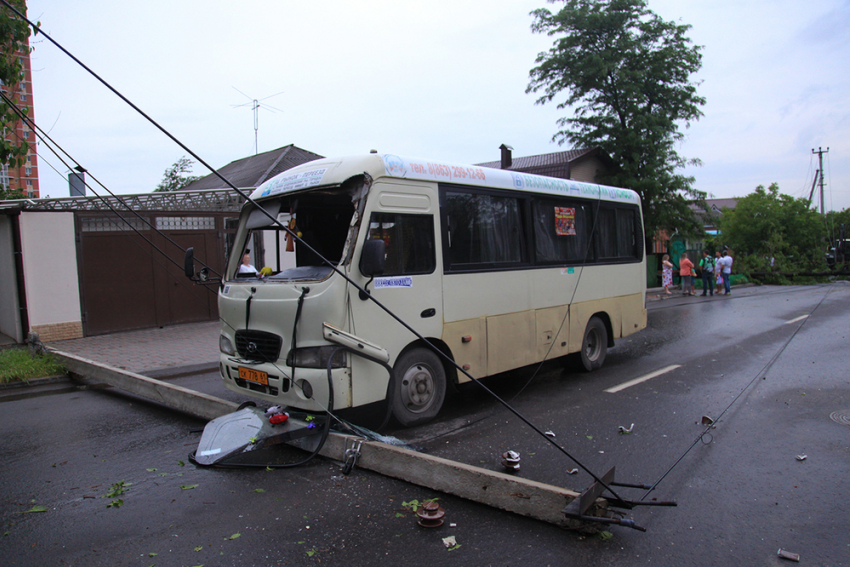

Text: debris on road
xmin=501 ymin=450 xmax=521 ymax=471
xmin=618 ymin=423 xmax=635 ymax=434
xmin=566 ymin=468 xmax=578 ymax=475
xmin=544 ymin=430 xmax=556 ymax=437
xmin=442 ymin=536 xmax=460 ymax=550
xmin=417 ymin=500 xmax=446 ymax=528
xmin=795 ymin=455 xmax=807 ymax=462
xmin=777 ymin=548 xmax=800 ymax=562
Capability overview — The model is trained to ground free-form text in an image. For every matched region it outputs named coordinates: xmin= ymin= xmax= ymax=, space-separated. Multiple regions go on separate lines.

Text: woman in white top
xmin=237 ymin=251 xmax=257 ymax=274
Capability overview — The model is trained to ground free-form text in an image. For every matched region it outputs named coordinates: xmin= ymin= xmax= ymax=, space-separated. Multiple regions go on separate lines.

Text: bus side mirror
xmin=360 ymin=239 xmax=385 ymax=277
xmin=184 ymin=247 xmax=195 ymax=279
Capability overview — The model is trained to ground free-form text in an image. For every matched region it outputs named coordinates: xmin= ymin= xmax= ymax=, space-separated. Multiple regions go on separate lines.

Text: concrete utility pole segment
xmin=812 ymin=146 xmax=829 ymax=214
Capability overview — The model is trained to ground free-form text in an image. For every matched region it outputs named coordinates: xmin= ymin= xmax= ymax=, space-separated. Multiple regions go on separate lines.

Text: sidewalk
xmin=44 ymin=320 xmax=220 ymax=377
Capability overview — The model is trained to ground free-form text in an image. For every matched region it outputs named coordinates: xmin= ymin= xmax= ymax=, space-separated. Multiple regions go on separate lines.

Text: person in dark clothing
xmin=700 ymin=250 xmax=715 ymax=296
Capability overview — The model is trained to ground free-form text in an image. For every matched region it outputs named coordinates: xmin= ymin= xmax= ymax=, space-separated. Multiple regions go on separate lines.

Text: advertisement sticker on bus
xmin=555 ymin=207 xmax=577 ymax=236
xmin=258 ymin=168 xmax=328 ymax=197
xmin=382 ymin=154 xmax=637 ymax=204
xmin=374 ymin=276 xmax=413 ymax=289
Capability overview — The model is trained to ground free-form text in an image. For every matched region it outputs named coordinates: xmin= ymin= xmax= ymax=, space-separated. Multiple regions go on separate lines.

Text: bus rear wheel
xmin=391 ymin=348 xmax=446 ymax=427
xmin=578 ymin=317 xmax=607 ymax=372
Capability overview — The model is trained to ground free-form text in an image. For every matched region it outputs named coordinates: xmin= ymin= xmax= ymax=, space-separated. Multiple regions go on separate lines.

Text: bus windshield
xmin=232 ymin=186 xmax=357 ymax=282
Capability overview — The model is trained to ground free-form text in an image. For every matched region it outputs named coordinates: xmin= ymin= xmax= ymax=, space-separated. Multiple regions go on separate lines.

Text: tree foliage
xmin=527 ymin=0 xmax=706 ymax=241
xmin=154 ymin=157 xmax=201 ymax=192
xmin=0 ymin=184 xmax=24 ymax=200
xmin=718 ymin=183 xmax=827 ymax=272
xmin=825 ymin=208 xmax=850 ymax=237
xmin=1 ymin=0 xmax=33 ymax=169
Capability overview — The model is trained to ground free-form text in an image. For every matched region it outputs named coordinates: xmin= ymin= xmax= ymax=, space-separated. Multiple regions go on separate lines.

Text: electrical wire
xmin=0 ymin=91 xmax=218 ymax=313
xmin=640 ymin=284 xmax=835 ymax=501
xmin=504 ymin=193 xmax=606 ymax=403
xmin=3 ymin=2 xmax=631 ymax=503
xmin=0 ymin=91 xmax=222 ymax=278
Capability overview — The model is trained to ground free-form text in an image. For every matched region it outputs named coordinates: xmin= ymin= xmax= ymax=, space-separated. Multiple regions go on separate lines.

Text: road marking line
xmin=605 ymin=364 xmax=682 ymax=394
xmin=785 ymin=314 xmax=809 ymax=325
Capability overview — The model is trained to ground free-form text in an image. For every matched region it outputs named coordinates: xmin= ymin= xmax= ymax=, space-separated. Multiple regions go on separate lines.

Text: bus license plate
xmin=238 ymin=367 xmax=268 ymax=386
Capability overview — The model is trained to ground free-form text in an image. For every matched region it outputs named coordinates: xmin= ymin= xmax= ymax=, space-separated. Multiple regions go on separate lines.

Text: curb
xmin=145 ymin=362 xmax=219 ymax=380
xmin=647 ymin=282 xmax=755 ymax=301
xmin=0 ymin=363 xmax=219 ymax=391
xmin=0 ymin=374 xmax=71 ymax=390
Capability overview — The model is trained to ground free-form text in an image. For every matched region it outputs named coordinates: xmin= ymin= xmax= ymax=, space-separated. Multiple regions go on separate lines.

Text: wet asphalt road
xmin=1 ymin=283 xmax=849 ymax=566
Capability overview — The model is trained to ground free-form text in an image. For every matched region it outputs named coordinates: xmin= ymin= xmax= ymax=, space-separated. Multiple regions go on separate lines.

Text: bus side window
xmin=595 ymin=206 xmax=641 ymax=262
xmin=532 ymin=200 xmax=590 ymax=264
xmin=616 ymin=208 xmax=637 ymax=259
xmin=366 ymin=213 xmax=435 ymax=276
xmin=444 ymin=190 xmax=524 ymax=269
xmin=595 ymin=208 xmax=617 ymax=259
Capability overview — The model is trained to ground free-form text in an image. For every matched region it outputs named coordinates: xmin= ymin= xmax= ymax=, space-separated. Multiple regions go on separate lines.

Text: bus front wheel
xmin=391 ymin=348 xmax=446 ymax=427
xmin=578 ymin=317 xmax=608 ymax=372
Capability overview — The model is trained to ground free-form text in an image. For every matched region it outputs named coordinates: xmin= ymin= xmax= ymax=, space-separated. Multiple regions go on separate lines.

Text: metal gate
xmin=76 ymin=213 xmax=230 ymax=336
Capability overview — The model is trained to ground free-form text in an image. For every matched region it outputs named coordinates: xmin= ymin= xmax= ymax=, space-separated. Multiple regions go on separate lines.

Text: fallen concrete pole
xmin=50 ymin=349 xmax=238 ymax=420
xmin=314 ymin=433 xmax=582 ymax=528
xmin=51 ymin=348 xmax=589 ymax=528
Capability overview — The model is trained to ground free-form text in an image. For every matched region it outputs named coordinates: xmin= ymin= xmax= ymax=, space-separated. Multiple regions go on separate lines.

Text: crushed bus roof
xmin=252 ymin=153 xmax=639 ymax=204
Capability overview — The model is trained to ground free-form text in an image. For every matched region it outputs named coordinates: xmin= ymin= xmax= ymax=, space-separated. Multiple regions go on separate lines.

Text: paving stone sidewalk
xmin=45 ymin=320 xmax=220 ymax=376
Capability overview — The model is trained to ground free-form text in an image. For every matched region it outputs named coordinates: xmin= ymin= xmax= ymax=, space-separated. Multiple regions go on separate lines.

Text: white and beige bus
xmin=214 ymin=153 xmax=646 ymax=426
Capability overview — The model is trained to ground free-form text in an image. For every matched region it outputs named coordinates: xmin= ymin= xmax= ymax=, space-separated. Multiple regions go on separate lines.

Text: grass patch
xmin=0 ymin=348 xmax=66 ymax=384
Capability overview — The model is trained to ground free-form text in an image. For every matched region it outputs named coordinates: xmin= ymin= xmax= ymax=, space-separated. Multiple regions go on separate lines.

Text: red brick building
xmin=1 ymin=5 xmax=39 ymax=198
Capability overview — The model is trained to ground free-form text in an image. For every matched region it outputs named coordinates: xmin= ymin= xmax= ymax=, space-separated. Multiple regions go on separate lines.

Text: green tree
xmin=527 ymin=0 xmax=707 ymax=242
xmin=822 ymin=207 xmax=850 ymax=267
xmin=0 ymin=184 xmax=25 ymax=200
xmin=718 ymin=183 xmax=827 ymax=271
xmin=1 ymin=0 xmax=34 ymax=169
xmin=825 ymin=208 xmax=850 ymax=238
xmin=154 ymin=157 xmax=201 ymax=192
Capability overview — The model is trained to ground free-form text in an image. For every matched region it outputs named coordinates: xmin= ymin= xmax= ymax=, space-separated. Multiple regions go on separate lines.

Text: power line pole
xmin=812 ymin=146 xmax=829 ymax=214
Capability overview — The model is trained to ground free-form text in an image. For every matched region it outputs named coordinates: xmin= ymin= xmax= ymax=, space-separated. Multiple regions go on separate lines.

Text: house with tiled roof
xmin=182 ymin=144 xmax=323 ymax=192
xmin=475 ymin=144 xmax=613 ymax=183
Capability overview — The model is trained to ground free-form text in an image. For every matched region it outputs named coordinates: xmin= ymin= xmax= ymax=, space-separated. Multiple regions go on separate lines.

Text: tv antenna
xmin=232 ymin=88 xmax=284 ymax=155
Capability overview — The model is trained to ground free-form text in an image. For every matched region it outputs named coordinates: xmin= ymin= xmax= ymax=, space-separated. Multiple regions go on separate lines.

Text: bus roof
xmin=252 ymin=153 xmax=640 ymax=205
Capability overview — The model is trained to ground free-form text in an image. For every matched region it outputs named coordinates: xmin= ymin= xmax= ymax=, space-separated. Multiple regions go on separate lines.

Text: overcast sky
xmin=24 ymin=0 xmax=850 ymax=212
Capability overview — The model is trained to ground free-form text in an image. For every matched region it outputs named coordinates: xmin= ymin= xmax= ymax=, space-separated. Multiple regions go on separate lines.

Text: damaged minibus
xmin=210 ymin=153 xmax=647 ymax=426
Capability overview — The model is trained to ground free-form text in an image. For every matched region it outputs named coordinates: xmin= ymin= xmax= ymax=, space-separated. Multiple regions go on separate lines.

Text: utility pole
xmin=812 ymin=146 xmax=829 ymax=214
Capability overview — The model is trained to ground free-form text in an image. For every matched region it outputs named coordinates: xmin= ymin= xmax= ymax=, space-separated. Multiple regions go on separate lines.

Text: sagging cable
xmin=640 ymin=285 xmax=835 ymax=501
xmin=0 ymin=89 xmax=222 ymax=279
xmin=6 ymin=4 xmax=626 ymax=502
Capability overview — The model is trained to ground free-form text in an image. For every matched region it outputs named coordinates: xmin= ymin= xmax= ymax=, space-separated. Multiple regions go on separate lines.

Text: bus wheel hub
xmin=403 ymin=365 xmax=434 ymax=410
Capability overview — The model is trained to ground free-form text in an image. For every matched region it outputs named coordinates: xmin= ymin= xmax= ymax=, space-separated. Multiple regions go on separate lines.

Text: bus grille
xmin=235 ymin=330 xmax=283 ymax=362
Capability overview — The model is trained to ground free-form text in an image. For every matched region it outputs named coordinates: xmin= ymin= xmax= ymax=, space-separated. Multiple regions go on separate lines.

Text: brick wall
xmin=32 ymin=322 xmax=83 ymax=342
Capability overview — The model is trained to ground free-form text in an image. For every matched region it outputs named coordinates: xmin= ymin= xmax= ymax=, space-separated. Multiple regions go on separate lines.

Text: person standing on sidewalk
xmin=700 ymin=250 xmax=715 ymax=296
xmin=679 ymin=252 xmax=695 ymax=296
xmin=715 ymin=250 xmax=723 ymax=294
xmin=661 ymin=254 xmax=674 ymax=295
xmin=718 ymin=250 xmax=734 ymax=295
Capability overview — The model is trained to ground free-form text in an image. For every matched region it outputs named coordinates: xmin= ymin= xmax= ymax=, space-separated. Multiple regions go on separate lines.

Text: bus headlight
xmin=287 ymin=346 xmax=347 ymax=369
xmin=220 ymin=334 xmax=235 ymax=355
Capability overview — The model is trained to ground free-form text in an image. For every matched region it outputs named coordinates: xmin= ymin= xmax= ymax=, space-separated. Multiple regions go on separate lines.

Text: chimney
xmin=499 ymin=144 xmax=513 ymax=169
xmin=69 ymin=171 xmax=86 ymax=197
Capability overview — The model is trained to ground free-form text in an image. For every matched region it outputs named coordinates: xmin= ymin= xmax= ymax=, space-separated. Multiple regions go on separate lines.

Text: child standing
xmin=661 ymin=254 xmax=673 ymax=295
